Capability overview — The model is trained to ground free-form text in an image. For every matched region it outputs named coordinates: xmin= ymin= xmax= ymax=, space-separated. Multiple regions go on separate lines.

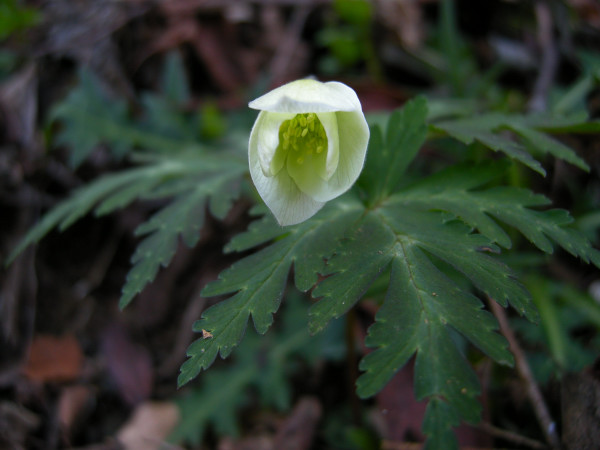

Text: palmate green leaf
xmin=50 ymin=69 xmax=131 ymax=167
xmin=392 ymin=162 xmax=600 ymax=266
xmin=50 ymin=64 xmax=201 ymax=168
xmin=177 ymin=194 xmax=531 ymax=445
xmin=310 ymin=207 xmax=521 ymax=448
xmin=177 ymin=197 xmax=364 ymax=387
xmin=431 ymin=112 xmax=591 ymax=174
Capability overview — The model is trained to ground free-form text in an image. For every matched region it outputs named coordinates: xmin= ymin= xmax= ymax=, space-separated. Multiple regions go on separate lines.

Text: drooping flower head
xmin=248 ymin=79 xmax=369 ymax=226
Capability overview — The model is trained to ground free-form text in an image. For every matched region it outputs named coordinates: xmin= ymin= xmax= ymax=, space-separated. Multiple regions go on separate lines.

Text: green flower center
xmin=278 ymin=113 xmax=327 ymax=165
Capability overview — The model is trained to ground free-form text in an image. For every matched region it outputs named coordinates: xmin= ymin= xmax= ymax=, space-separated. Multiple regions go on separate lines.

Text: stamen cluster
xmin=278 ymin=113 xmax=327 ymax=164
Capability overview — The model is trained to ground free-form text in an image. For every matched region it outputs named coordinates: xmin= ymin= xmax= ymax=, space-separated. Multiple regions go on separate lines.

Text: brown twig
xmin=488 ymin=299 xmax=562 ymax=450
xmin=528 ymin=0 xmax=559 ymax=113
xmin=157 ymin=0 xmax=330 ymax=9
xmin=345 ymin=307 xmax=361 ymax=425
xmin=478 ymin=421 xmax=548 ymax=449
xmin=268 ymin=5 xmax=311 ymax=88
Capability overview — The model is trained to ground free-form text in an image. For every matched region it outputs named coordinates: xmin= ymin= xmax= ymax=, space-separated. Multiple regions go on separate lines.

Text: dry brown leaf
xmin=271 ymin=396 xmax=322 ymax=450
xmin=58 ymin=385 xmax=95 ymax=438
xmin=116 ymin=401 xmax=180 ymax=450
xmin=22 ymin=334 xmax=83 ymax=383
xmin=101 ymin=323 xmax=154 ymax=406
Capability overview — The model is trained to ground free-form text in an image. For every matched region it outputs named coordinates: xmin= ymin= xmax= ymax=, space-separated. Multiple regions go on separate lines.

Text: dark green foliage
xmin=309 ymin=204 xmax=520 ymax=441
xmin=431 ymin=112 xmax=592 ymax=175
xmin=178 ymin=198 xmax=364 ymax=386
xmin=393 ymin=162 xmax=600 ymax=265
xmin=50 ymin=53 xmax=203 ymax=168
xmin=8 ymin=56 xmax=247 ymax=310
xmin=6 ymin=152 xmax=246 ymax=309
xmin=119 ymin=160 xmax=244 ymax=309
xmin=7 ymin=55 xmax=600 ymax=448
xmin=512 ymin=276 xmax=600 ymax=383
xmin=171 ymin=294 xmax=342 ymax=445
xmin=180 ymin=97 xmax=599 ymax=448
xmin=50 ymin=69 xmax=132 ymax=167
xmin=358 ymin=96 xmax=428 ymax=204
xmin=0 ymin=0 xmax=40 ymax=40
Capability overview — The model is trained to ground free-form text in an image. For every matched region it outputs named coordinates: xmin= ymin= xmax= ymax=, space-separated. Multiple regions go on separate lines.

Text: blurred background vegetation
xmin=1 ymin=0 xmax=599 ymax=449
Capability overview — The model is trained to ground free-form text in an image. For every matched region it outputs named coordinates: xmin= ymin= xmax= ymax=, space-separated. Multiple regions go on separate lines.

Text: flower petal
xmin=320 ymin=110 xmax=370 ymax=199
xmin=249 ymin=121 xmax=324 ymax=225
xmin=253 ymin=111 xmax=294 ymax=177
xmin=289 ymin=110 xmax=369 ymax=203
xmin=249 ymin=79 xmax=362 ymax=114
xmin=319 ymin=111 xmax=340 ymax=181
xmin=248 ymin=79 xmax=369 ymax=225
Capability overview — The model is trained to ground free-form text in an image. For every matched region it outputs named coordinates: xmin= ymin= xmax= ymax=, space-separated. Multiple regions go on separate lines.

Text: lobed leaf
xmin=7 ymin=153 xmax=247 ymax=311
xmin=431 ymin=112 xmax=592 ymax=174
xmin=391 ymin=162 xmax=600 ymax=266
xmin=177 ymin=99 xmax=600 ymax=446
xmin=359 ymin=96 xmax=428 ymax=204
xmin=312 ymin=207 xmax=520 ymax=445
xmin=171 ymin=294 xmax=335 ymax=445
xmin=508 ymin=123 xmax=589 ymax=171
xmin=50 ymin=69 xmax=132 ymax=167
xmin=6 ymin=162 xmax=183 ymax=265
xmin=49 ymin=66 xmax=202 ymax=169
xmin=119 ymin=171 xmax=241 ymax=309
xmin=178 ymin=197 xmax=364 ymax=387
xmin=431 ymin=114 xmax=546 ymax=175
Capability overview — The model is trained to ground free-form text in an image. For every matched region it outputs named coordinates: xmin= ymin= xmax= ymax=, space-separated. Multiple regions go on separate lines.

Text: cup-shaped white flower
xmin=248 ymin=79 xmax=369 ymax=226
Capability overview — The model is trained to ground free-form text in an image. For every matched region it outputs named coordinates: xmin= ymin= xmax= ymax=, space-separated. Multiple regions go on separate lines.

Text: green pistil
xmin=278 ymin=113 xmax=327 ymax=165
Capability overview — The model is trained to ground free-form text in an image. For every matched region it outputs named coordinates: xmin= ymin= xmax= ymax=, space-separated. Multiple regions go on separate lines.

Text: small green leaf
xmin=139 ymin=94 xmax=197 ymax=143
xmin=359 ymin=97 xmax=428 ymax=203
xmin=171 ymin=363 xmax=256 ymax=445
xmin=50 ymin=69 xmax=132 ymax=167
xmin=161 ymin=51 xmax=190 ymax=105
xmin=50 ymin=68 xmax=201 ymax=167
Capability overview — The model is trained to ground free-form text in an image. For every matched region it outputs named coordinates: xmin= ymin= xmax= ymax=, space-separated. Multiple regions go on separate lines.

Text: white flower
xmin=248 ymin=79 xmax=369 ymax=226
